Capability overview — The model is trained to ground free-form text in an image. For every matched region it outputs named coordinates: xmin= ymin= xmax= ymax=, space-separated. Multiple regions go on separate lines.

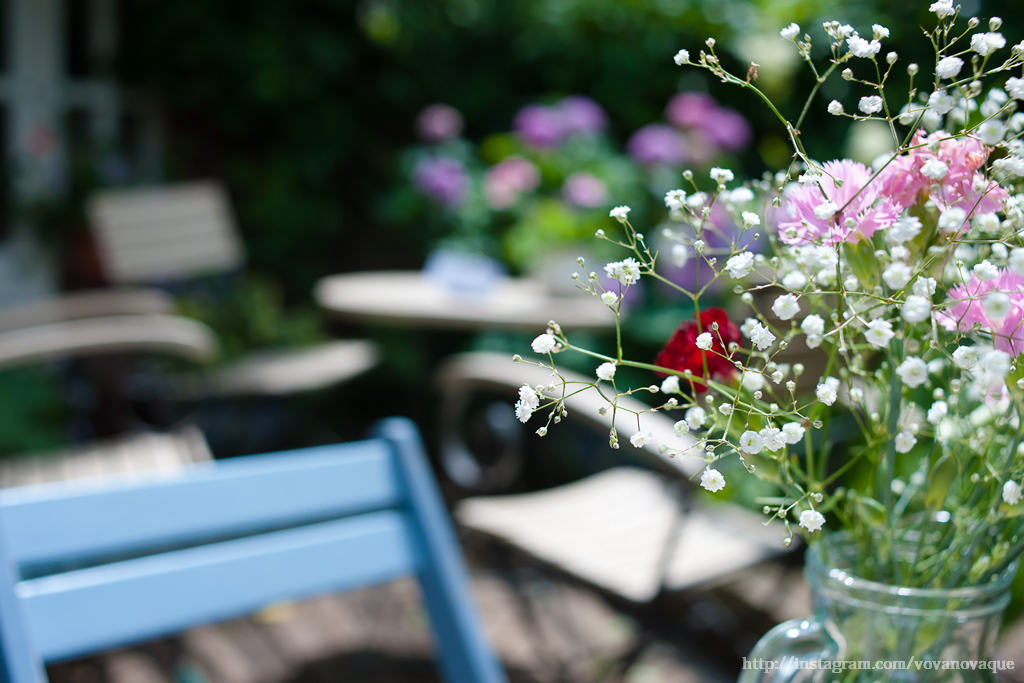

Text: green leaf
xmin=924 ymin=455 xmax=958 ymax=510
xmin=855 ymin=495 xmax=886 ymax=527
xmin=843 ymin=239 xmax=879 ymax=290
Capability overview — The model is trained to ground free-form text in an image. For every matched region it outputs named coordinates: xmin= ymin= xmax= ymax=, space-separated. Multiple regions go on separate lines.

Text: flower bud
xmin=967 ymin=17 xmax=979 ymax=29
xmin=907 ymin=63 xmax=919 ymax=76
xmin=841 ymin=68 xmax=854 ymax=80
xmin=990 ymin=17 xmax=1002 ymax=30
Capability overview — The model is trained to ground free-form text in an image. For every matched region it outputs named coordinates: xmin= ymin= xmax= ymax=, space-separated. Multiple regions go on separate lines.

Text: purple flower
xmin=561 ymin=172 xmax=608 ymax=208
xmin=665 ymin=93 xmax=718 ymax=128
xmin=513 ymin=105 xmax=566 ymax=148
xmin=627 ymin=124 xmax=688 ymax=166
xmin=559 ymin=96 xmax=607 ymax=136
xmin=485 ymin=156 xmax=540 ymax=209
xmin=413 ymin=156 xmax=469 ymax=207
xmin=416 ymin=104 xmax=464 ymax=143
xmin=700 ymin=108 xmax=752 ymax=151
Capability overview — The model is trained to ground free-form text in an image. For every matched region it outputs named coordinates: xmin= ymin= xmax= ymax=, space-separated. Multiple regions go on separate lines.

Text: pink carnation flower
xmin=777 ymin=160 xmax=901 ymax=245
xmin=878 ymin=131 xmax=1007 ymax=216
xmin=939 ymin=270 xmax=1024 ymax=356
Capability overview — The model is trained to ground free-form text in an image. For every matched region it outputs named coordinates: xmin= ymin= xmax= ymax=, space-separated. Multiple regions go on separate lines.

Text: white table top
xmin=314 ymin=271 xmax=613 ymax=331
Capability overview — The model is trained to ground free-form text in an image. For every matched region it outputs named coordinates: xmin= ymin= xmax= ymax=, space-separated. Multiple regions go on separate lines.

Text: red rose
xmin=654 ymin=307 xmax=740 ymax=392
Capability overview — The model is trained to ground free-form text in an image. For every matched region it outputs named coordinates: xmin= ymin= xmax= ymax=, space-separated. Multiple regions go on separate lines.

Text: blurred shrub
xmin=174 ymin=275 xmax=326 ymax=363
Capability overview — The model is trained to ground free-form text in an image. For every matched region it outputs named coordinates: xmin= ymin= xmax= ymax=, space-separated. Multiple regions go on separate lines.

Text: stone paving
xmin=45 ymin=538 xmax=1024 ymax=683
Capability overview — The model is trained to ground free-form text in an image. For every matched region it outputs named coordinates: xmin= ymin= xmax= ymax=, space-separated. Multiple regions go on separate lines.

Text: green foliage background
xmin=117 ymin=0 xmax=1004 ymax=295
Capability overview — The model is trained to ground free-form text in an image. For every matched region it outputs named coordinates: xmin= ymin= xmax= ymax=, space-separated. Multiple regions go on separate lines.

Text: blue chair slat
xmin=0 ymin=418 xmax=506 ymax=683
xmin=21 ymin=512 xmax=415 ymax=662
xmin=0 ymin=440 xmax=401 ymax=569
xmin=375 ymin=419 xmax=505 ymax=683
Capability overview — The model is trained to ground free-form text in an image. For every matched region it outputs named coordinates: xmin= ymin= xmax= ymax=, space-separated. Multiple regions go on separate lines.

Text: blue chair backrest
xmin=0 ymin=418 xmax=506 ymax=683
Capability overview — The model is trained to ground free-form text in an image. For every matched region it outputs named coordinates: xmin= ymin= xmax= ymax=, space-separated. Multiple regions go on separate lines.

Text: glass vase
xmin=739 ymin=534 xmax=1017 ymax=682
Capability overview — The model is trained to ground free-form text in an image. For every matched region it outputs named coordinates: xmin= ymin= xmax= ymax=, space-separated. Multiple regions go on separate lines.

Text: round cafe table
xmin=314 ymin=270 xmax=613 ymax=332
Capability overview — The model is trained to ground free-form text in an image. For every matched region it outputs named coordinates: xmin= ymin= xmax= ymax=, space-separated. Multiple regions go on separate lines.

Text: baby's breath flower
xmin=971 ymin=32 xmax=1006 ymax=56
xmin=782 ymin=422 xmax=805 ymax=444
xmin=888 ymin=216 xmax=922 ymax=244
xmin=1008 ymin=248 xmax=1024 ymax=275
xmin=813 ymin=201 xmax=839 ymax=220
xmin=749 ymin=322 xmax=776 ymax=351
xmin=604 ymin=258 xmax=642 ymax=284
xmin=927 ymin=400 xmax=948 ymax=425
xmin=936 ymin=56 xmax=964 ymax=80
xmin=858 ymin=95 xmax=884 ymax=114
xmin=531 ymin=333 xmax=557 ymax=354
xmin=895 ymin=431 xmax=917 ymax=453
xmin=799 ymin=509 xmax=825 ymax=533
xmin=847 ymin=35 xmax=881 ymax=59
xmin=827 ymin=100 xmax=844 ymax=115
xmin=673 ymin=49 xmax=690 ymax=65
xmin=977 ymin=120 xmax=1005 ymax=146
xmin=973 ymin=260 xmax=1000 ymax=281
xmin=921 ymin=158 xmax=949 ymax=180
xmin=724 ymin=251 xmax=755 ymax=279
xmin=1007 ymin=77 xmax=1024 ymax=101
xmin=515 ymin=384 xmax=540 ymax=423
xmin=901 ymin=295 xmax=932 ymax=324
xmin=872 ymin=24 xmax=890 ymax=39
xmin=664 ymin=189 xmax=687 ymax=210
xmin=984 ymin=292 xmax=1012 ymax=321
xmin=661 ymin=375 xmax=680 ymax=394
xmin=816 ymin=378 xmax=839 ymax=406
xmin=772 ymin=293 xmax=801 ymax=321
xmin=983 ymin=349 xmax=1011 ymax=377
xmin=760 ymin=426 xmax=786 ymax=452
xmin=596 ymin=362 xmax=617 ymax=381
xmin=741 ymin=211 xmax=760 ymax=227
xmin=739 ymin=430 xmax=764 ymax=455
xmin=1003 ymin=481 xmax=1023 ymax=506
xmin=701 ymin=468 xmax=726 ymax=492
xmin=630 ymin=431 xmax=653 ymax=448
xmin=710 ymin=167 xmax=734 ymax=185
xmin=801 ymin=314 xmax=825 ymax=337
xmin=865 ymin=319 xmax=895 ymax=349
xmin=695 ymin=332 xmax=714 ymax=350
xmin=780 ymin=23 xmax=800 ymax=40
xmin=929 ymin=0 xmax=955 ymax=18
xmin=685 ymin=406 xmax=706 ymax=430
xmin=609 ymin=205 xmax=631 ymax=223
xmin=882 ymin=262 xmax=913 ymax=290
xmin=741 ymin=371 xmax=765 ymax=392
xmin=952 ymin=346 xmax=979 ymax=369
xmin=928 ymin=90 xmax=955 ymax=115
xmin=938 ymin=207 xmax=967 ymax=233
xmin=896 ymin=357 xmax=929 ymax=388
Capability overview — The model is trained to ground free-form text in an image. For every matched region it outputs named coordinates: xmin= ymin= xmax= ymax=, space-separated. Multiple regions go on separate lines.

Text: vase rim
xmin=808 ymin=532 xmax=1018 ymax=602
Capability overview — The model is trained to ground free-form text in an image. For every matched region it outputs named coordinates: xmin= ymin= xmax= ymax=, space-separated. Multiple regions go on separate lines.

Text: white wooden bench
xmin=86 ymin=181 xmax=377 ymax=397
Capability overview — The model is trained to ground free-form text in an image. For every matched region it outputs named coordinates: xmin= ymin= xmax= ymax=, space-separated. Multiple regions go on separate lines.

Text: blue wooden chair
xmin=0 ymin=418 xmax=506 ymax=683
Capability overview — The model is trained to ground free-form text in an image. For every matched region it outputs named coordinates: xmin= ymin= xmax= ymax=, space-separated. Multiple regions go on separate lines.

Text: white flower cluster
xmin=517 ymin=5 xmax=1024 ymax=553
